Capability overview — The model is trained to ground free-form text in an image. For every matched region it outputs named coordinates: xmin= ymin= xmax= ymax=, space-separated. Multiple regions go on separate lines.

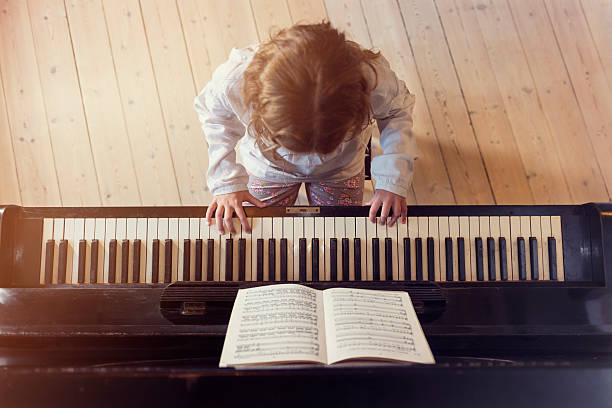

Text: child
xmin=194 ymin=21 xmax=416 ymax=235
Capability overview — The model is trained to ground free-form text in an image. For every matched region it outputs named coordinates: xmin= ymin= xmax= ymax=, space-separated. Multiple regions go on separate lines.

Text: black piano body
xmin=0 ymin=203 xmax=611 ymax=407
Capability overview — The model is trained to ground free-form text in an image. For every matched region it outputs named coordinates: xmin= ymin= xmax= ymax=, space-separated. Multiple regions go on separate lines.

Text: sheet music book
xmin=219 ymin=284 xmax=435 ymax=367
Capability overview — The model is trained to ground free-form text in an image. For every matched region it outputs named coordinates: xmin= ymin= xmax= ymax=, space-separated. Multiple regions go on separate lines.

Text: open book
xmin=219 ymin=284 xmax=435 ymax=367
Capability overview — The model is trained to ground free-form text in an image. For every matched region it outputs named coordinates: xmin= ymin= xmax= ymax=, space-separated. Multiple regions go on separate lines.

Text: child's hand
xmin=365 ymin=190 xmax=407 ymax=227
xmin=206 ymin=191 xmax=266 ymax=234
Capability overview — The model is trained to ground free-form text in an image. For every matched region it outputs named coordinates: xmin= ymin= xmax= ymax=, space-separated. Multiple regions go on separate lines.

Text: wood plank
xmin=399 ymin=0 xmax=494 ymax=204
xmin=251 ymin=0 xmax=293 ymax=40
xmin=139 ymin=0 xmax=214 ymax=205
xmin=0 ymin=66 xmax=21 ymax=205
xmin=546 ymin=0 xmax=612 ymax=198
xmin=0 ymin=0 xmax=61 ymax=206
xmin=28 ymin=0 xmax=101 ymax=206
xmin=325 ymin=0 xmax=420 ymax=204
xmin=102 ymin=0 xmax=182 ymax=206
xmin=65 ymin=0 xmax=141 ymax=205
xmin=287 ymin=0 xmax=327 ymax=24
xmin=509 ymin=0 xmax=608 ymax=203
xmin=581 ymin=0 xmax=612 ymax=102
xmin=437 ymin=0 xmax=533 ymax=204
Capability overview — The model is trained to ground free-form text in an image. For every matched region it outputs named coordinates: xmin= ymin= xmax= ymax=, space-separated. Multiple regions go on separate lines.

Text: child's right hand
xmin=206 ymin=191 xmax=266 ymax=234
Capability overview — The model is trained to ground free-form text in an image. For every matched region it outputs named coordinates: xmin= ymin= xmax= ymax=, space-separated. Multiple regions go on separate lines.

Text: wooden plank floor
xmin=1 ymin=0 xmax=610 ymax=207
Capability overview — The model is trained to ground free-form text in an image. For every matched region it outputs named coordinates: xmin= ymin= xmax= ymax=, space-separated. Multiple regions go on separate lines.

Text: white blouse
xmin=194 ymin=44 xmax=417 ymax=198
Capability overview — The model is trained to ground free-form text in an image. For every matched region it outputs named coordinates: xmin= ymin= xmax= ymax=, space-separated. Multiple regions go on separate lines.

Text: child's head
xmin=241 ymin=21 xmax=380 ymax=154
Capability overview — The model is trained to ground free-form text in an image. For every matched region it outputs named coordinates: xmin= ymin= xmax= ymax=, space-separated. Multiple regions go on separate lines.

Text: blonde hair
xmin=241 ymin=21 xmax=381 ymax=154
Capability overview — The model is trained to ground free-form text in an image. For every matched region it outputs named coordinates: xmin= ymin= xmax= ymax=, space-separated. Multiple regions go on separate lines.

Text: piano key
xmin=517 ymin=237 xmax=527 ymax=280
xmin=346 ymin=217 xmax=356 ymax=281
xmin=334 ymin=217 xmax=344 ymax=281
xmin=415 ymin=237 xmax=423 ymax=281
xmin=152 ymin=239 xmax=160 ymax=283
xmin=311 ymin=238 xmax=319 ymax=281
xmin=146 ymin=218 xmax=157 ymax=283
xmin=540 ymin=216 xmax=551 ymax=281
xmin=189 ymin=218 xmax=199 ymax=281
xmin=475 ymin=237 xmax=484 ymax=281
xmin=531 ymin=216 xmax=543 ymax=280
xmin=510 ymin=216 xmax=521 ymax=281
xmin=439 ymin=217 xmax=449 ymax=282
xmin=199 ymin=218 xmax=208 ymax=280
xmin=108 ymin=239 xmax=117 ymax=283
xmin=372 ymin=237 xmax=380 ymax=281
xmin=427 ymin=237 xmax=435 ymax=281
xmin=115 ymin=219 xmax=126 ymax=284
xmin=62 ymin=219 xmax=74 ymax=284
xmin=375 ymin=219 xmax=388 ymax=281
xmin=225 ymin=238 xmax=233 ymax=281
xmin=268 ymin=238 xmax=276 ymax=282
xmin=457 ymin=237 xmax=466 ymax=281
xmin=529 ymin=237 xmax=539 ymax=280
xmin=499 ymin=237 xmax=508 ymax=280
xmin=520 ymin=216 xmax=532 ymax=281
xmin=58 ymin=239 xmax=68 ymax=284
xmin=305 ymin=217 xmax=315 ymax=281
xmin=548 ymin=237 xmax=558 ymax=280
xmin=40 ymin=219 xmax=54 ymax=284
xmin=52 ymin=218 xmax=64 ymax=284
xmin=78 ymin=239 xmax=87 ymax=283
xmin=133 ymin=239 xmax=141 ymax=283
xmin=84 ymin=218 xmax=96 ymax=284
xmin=387 ymin=219 xmax=399 ymax=281
xmin=329 ymin=238 xmax=338 ymax=281
xmin=262 ymin=218 xmax=272 ymax=281
xmin=246 ymin=217 xmax=253 ymax=281
xmin=126 ymin=218 xmax=137 ymax=284
xmin=479 ymin=217 xmax=490 ymax=281
xmin=299 ymin=238 xmax=307 ymax=281
xmin=551 ymin=216 xmax=565 ymax=281
xmin=120 ymin=239 xmax=129 ymax=283
xmin=90 ymin=239 xmax=99 ymax=284
xmin=282 ymin=217 xmax=293 ymax=281
xmin=355 ymin=218 xmax=367 ymax=282
xmin=295 ymin=217 xmax=305 ymax=281
xmin=403 ymin=237 xmax=410 ymax=281
xmin=487 ymin=237 xmax=496 ymax=281
xmin=44 ymin=239 xmax=54 ymax=284
xmin=469 ymin=217 xmax=479 ymax=282
xmin=178 ymin=218 xmax=189 ymax=282
xmin=94 ymin=218 xmax=105 ymax=283
xmin=251 ymin=217 xmax=262 ymax=281
xmin=342 ymin=238 xmax=350 ymax=280
xmin=490 ymin=216 xmax=501 ymax=281
xmin=157 ymin=218 xmax=168 ymax=284
xmin=354 ymin=238 xmax=362 ymax=280
xmin=195 ymin=239 xmax=203 ymax=281
xmin=273 ymin=217 xmax=283 ymax=282
xmin=365 ymin=218 xmax=376 ymax=281
xmin=238 ymin=238 xmax=246 ymax=281
xmin=164 ymin=239 xmax=172 ymax=283
xmin=397 ymin=217 xmax=408 ymax=281
xmin=314 ymin=218 xmax=325 ymax=281
xmin=183 ymin=239 xmax=190 ymax=281
xmin=72 ymin=218 xmax=84 ymax=284
xmin=429 ymin=217 xmax=440 ymax=281
xmin=384 ymin=238 xmax=393 ymax=281
xmin=168 ymin=218 xmax=179 ymax=282
xmin=408 ymin=217 xmax=418 ymax=281
xmin=207 ymin=239 xmax=214 ymax=281
xmin=257 ymin=238 xmax=264 ymax=281
xmin=418 ymin=217 xmax=429 ymax=281
xmin=280 ymin=238 xmax=288 ymax=281
xmin=445 ymin=237 xmax=453 ymax=281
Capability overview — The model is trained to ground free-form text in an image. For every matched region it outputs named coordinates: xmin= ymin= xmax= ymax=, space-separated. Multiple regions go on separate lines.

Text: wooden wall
xmin=1 ymin=0 xmax=610 ymax=207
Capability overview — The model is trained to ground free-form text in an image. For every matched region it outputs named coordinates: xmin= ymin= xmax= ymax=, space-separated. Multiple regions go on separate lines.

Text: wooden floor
xmin=1 ymin=0 xmax=611 ymax=207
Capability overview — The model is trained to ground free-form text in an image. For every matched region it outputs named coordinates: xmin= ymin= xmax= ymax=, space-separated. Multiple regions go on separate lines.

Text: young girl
xmin=195 ymin=21 xmax=416 ymax=235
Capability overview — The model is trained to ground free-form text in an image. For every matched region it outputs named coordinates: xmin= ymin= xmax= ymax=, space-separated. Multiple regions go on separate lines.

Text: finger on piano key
xmin=314 ymin=217 xmax=324 ymax=282
xmin=283 ymin=217 xmax=293 ymax=281
xmin=530 ymin=216 xmax=542 ymax=280
xmin=479 ymin=217 xmax=489 ymax=282
xmin=273 ymin=217 xmax=283 ymax=282
xmin=469 ymin=216 xmax=479 ymax=282
xmin=510 ymin=216 xmax=521 ymax=281
xmin=104 ymin=218 xmax=116 ymax=284
xmin=397 ymin=216 xmax=408 ymax=281
xmin=189 ymin=218 xmax=199 ymax=282
xmin=250 ymin=217 xmax=262 ymax=281
xmin=487 ymin=237 xmax=496 ymax=281
xmin=72 ymin=218 xmax=84 ymax=284
xmin=40 ymin=219 xmax=54 ymax=284
xmin=52 ymin=218 xmax=64 ymax=285
xmin=305 ymin=217 xmax=315 ymax=281
xmin=94 ymin=218 xmax=105 ymax=283
xmin=146 ymin=218 xmax=157 ymax=283
xmin=449 ymin=217 xmax=460 ymax=281
xmin=334 ymin=217 xmax=344 ymax=281
xmin=58 ymin=239 xmax=68 ymax=284
xmin=540 ymin=216 xmax=551 ymax=281
xmin=157 ymin=218 xmax=169 ymax=284
xmin=84 ymin=218 xmax=95 ymax=284
xmin=520 ymin=216 xmax=532 ymax=281
xmin=499 ymin=217 xmax=511 ymax=281
xmin=439 ymin=217 xmax=449 ymax=281
xmin=169 ymin=218 xmax=179 ymax=282
xmin=459 ymin=216 xmax=470 ymax=281
xmin=90 ymin=239 xmax=99 ymax=284
xmin=115 ymin=219 xmax=127 ymax=284
xmin=387 ymin=218 xmax=399 ymax=281
xmin=262 ymin=217 xmax=272 ymax=281
xmin=126 ymin=219 xmax=137 ymax=284
xmin=551 ymin=216 xmax=564 ymax=281
xmin=152 ymin=239 xmax=160 ymax=283
xmin=324 ymin=217 xmax=334 ymax=281
xmin=418 ymin=217 xmax=428 ymax=281
xmin=294 ymin=217 xmax=304 ymax=281
xmin=355 ymin=217 xmax=366 ymax=281
xmin=429 ymin=217 xmax=440 ymax=282
xmin=178 ymin=218 xmax=189 ymax=282
xmin=63 ymin=218 xmax=74 ymax=284
xmin=408 ymin=217 xmax=418 ymax=281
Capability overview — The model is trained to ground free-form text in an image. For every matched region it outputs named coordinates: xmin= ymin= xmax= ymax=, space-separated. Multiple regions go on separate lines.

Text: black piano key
xmin=342 ymin=238 xmax=350 ymax=281
xmin=183 ymin=239 xmax=190 ymax=281
xmin=299 ymin=238 xmax=307 ymax=281
xmin=372 ymin=238 xmax=380 ymax=281
xmin=330 ymin=238 xmax=338 ymax=281
xmin=457 ymin=237 xmax=466 ymax=281
xmin=475 ymin=238 xmax=484 ymax=281
xmin=385 ymin=238 xmax=393 ymax=281
xmin=354 ymin=238 xmax=362 ymax=281
xmin=133 ymin=239 xmax=141 ymax=283
xmin=415 ymin=238 xmax=423 ymax=281
xmin=256 ymin=239 xmax=264 ymax=281
xmin=164 ymin=239 xmax=172 ymax=283
xmin=225 ymin=239 xmax=233 ymax=281
xmin=548 ymin=237 xmax=558 ymax=280
xmin=120 ymin=239 xmax=129 ymax=284
xmin=499 ymin=237 xmax=508 ymax=281
xmin=517 ymin=237 xmax=527 ymax=280
xmin=44 ymin=240 xmax=54 ymax=284
xmin=280 ymin=238 xmax=288 ymax=281
xmin=427 ymin=237 xmax=435 ymax=281
xmin=238 ymin=239 xmax=246 ymax=281
xmin=90 ymin=239 xmax=99 ymax=284
xmin=312 ymin=238 xmax=319 ymax=281
xmin=79 ymin=239 xmax=88 ymax=284
xmin=268 ymin=238 xmax=276 ymax=281
xmin=445 ymin=237 xmax=453 ymax=281
xmin=487 ymin=237 xmax=496 ymax=281
xmin=206 ymin=239 xmax=214 ymax=281
xmin=152 ymin=239 xmax=160 ymax=283
xmin=108 ymin=239 xmax=117 ymax=283
xmin=529 ymin=237 xmax=539 ymax=280
xmin=57 ymin=239 xmax=68 ymax=284
xmin=195 ymin=239 xmax=203 ymax=281
xmin=403 ymin=237 xmax=411 ymax=281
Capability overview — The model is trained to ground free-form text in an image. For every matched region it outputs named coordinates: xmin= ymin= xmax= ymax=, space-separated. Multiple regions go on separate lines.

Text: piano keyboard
xmin=38 ymin=215 xmax=564 ymax=285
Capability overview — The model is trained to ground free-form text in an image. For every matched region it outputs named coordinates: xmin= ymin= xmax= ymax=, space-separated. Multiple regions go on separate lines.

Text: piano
xmin=1 ymin=203 xmax=611 ymax=406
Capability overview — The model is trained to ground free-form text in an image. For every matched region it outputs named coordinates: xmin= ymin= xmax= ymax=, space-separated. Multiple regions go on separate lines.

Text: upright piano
xmin=0 ymin=203 xmax=611 ymax=407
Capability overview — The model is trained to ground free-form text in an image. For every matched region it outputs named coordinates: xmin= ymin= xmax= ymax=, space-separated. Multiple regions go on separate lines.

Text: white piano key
xmin=459 ymin=216 xmax=470 ymax=281
xmin=520 ymin=216 xmax=532 ymax=280
xmin=40 ymin=218 xmax=54 ymax=284
xmin=104 ymin=218 xmax=116 ymax=283
xmin=52 ymin=218 xmax=64 ymax=284
xmin=283 ymin=217 xmax=294 ymax=281
xmin=251 ymin=217 xmax=262 ymax=281
xmin=178 ymin=218 xmax=189 ymax=282
xmin=468 ymin=217 xmax=479 ymax=282
xmin=324 ymin=217 xmax=334 ymax=281
xmin=94 ymin=219 xmax=105 ymax=283
xmin=84 ymin=218 xmax=95 ymax=283
xmin=346 ymin=217 xmax=356 ymax=281
xmin=63 ymin=218 xmax=74 ymax=284
xmin=199 ymin=218 xmax=210 ymax=280
xmin=294 ymin=217 xmax=304 ymax=281
xmin=449 ymin=217 xmax=460 ymax=281
xmin=304 ymin=217 xmax=315 ymax=281
xmin=136 ymin=218 xmax=147 ymax=283
xmin=530 ymin=216 xmax=542 ymax=280
xmin=439 ymin=217 xmax=449 ymax=281
xmin=397 ymin=217 xmax=408 ymax=281
xmin=262 ymin=217 xmax=272 ymax=281
xmin=189 ymin=218 xmax=199 ymax=281
xmin=168 ymin=218 xmax=179 ymax=282
xmin=314 ymin=217 xmax=325 ymax=281
xmin=418 ymin=217 xmax=429 ymax=281
xmin=479 ymin=216 xmax=490 ymax=281
xmin=273 ymin=217 xmax=283 ymax=281
xmin=490 ymin=216 xmax=501 ymax=281
xmin=146 ymin=218 xmax=157 ymax=283
xmin=158 ymin=218 xmax=169 ymax=283
xmin=72 ymin=218 xmax=84 ymax=284
xmin=500 ymin=216 xmax=511 ymax=280
xmin=408 ymin=217 xmax=418 ymax=281
xmin=429 ymin=217 xmax=440 ymax=282
xmin=356 ymin=217 xmax=367 ymax=281
xmin=540 ymin=216 xmax=551 ymax=281
xmin=510 ymin=216 xmax=521 ymax=281
xmin=334 ymin=217 xmax=345 ymax=280
xmin=551 ymin=216 xmax=564 ymax=281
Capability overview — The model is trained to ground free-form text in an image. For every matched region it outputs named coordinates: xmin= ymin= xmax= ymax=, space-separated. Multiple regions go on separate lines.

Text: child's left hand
xmin=365 ymin=189 xmax=407 ymax=226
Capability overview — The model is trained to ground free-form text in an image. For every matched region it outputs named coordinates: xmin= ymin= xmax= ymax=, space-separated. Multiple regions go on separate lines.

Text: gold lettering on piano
xmin=286 ymin=207 xmax=320 ymax=214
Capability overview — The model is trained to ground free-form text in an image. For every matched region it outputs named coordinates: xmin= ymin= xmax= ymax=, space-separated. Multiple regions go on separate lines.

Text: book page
xmin=219 ymin=284 xmax=327 ymax=367
xmin=323 ymin=288 xmax=435 ymax=365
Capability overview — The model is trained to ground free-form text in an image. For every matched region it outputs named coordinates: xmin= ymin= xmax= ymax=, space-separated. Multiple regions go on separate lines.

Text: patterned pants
xmin=248 ymin=171 xmax=364 ymax=206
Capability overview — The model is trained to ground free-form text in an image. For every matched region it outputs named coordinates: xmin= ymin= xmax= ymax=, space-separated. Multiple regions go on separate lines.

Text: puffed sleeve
xmin=368 ymin=54 xmax=417 ymax=198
